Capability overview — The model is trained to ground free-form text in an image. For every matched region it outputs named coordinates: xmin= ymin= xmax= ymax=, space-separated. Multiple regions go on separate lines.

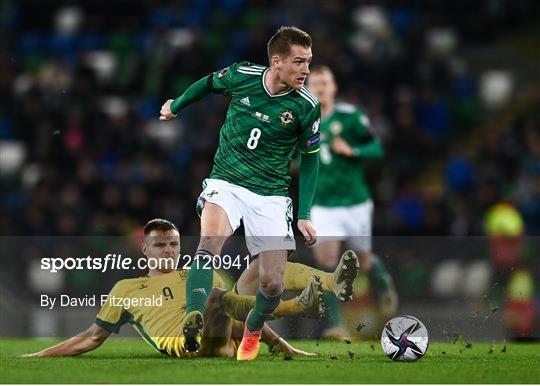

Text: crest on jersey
xmin=279 ymin=110 xmax=294 ymax=125
xmin=218 ymin=67 xmax=229 ymax=78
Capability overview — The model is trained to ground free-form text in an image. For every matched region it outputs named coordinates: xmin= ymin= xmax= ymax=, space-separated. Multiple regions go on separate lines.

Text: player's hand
xmin=276 ymin=337 xmax=317 ymax=357
xmin=298 ymin=219 xmax=317 ymax=247
xmin=20 ymin=352 xmax=39 ymax=358
xmin=331 ymin=136 xmax=354 ymax=157
xmin=159 ymin=99 xmax=177 ymax=121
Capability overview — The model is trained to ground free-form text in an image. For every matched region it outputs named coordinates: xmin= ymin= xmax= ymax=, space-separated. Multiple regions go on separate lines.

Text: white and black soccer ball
xmin=381 ymin=315 xmax=429 ymax=361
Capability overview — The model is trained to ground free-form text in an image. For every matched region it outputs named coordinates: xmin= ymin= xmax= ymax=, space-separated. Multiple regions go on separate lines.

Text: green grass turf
xmin=1 ymin=338 xmax=539 ymax=384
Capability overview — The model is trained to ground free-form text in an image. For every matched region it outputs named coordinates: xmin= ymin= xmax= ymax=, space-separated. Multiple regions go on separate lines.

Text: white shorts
xmin=311 ymin=200 xmax=373 ymax=252
xmin=197 ymin=179 xmax=296 ymax=256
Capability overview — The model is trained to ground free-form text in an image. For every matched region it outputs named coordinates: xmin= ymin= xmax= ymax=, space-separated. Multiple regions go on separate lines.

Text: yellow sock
xmin=283 ymin=262 xmax=333 ymax=293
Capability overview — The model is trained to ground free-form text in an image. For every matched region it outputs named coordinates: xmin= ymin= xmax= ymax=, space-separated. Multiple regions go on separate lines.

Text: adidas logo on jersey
xmin=240 ymin=96 xmax=251 ymax=106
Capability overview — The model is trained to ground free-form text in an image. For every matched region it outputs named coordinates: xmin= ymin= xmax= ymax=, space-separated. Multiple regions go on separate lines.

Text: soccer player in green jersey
xmin=307 ymin=66 xmax=398 ymax=338
xmin=159 ymin=27 xmax=328 ymax=360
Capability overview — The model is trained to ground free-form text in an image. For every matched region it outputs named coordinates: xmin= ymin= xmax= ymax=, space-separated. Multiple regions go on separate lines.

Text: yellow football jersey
xmin=95 ymin=270 xmax=226 ymax=357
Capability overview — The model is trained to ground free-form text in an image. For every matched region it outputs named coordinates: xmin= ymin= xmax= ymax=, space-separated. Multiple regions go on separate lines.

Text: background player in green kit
xmin=307 ymin=66 xmax=398 ymax=338
xmin=159 ymin=27 xmax=335 ymax=360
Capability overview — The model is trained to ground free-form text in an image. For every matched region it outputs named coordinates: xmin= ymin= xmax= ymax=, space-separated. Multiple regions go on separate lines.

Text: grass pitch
xmin=1 ymin=338 xmax=539 ymax=384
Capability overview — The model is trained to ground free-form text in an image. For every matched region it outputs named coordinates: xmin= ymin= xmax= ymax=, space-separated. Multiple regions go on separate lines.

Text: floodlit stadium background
xmin=0 ymin=0 xmax=538 ymax=341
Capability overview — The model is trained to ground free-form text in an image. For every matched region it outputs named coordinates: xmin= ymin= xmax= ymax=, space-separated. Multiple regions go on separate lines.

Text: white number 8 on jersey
xmin=247 ymin=127 xmax=261 ymax=150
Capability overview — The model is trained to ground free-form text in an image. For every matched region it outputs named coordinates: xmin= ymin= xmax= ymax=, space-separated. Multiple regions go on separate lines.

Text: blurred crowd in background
xmin=0 ymin=0 xmax=539 ymax=339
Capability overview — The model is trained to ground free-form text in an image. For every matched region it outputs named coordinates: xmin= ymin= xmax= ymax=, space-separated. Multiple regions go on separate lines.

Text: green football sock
xmin=185 ymin=249 xmax=214 ymax=314
xmin=368 ymin=254 xmax=391 ymax=293
xmin=246 ymin=288 xmax=282 ymax=331
xmin=323 ymin=292 xmax=344 ymax=327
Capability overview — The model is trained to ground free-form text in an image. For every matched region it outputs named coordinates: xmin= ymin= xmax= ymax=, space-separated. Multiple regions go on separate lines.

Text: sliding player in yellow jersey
xmin=23 ymin=219 xmax=357 ymax=358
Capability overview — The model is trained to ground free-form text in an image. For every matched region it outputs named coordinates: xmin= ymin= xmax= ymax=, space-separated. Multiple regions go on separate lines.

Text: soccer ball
xmin=381 ymin=315 xmax=429 ymax=361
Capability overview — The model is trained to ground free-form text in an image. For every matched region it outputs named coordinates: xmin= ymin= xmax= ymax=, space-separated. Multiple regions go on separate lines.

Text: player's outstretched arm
xmin=331 ymin=136 xmax=384 ymax=159
xmin=159 ymin=76 xmax=212 ymax=120
xmin=262 ymin=324 xmax=316 ymax=357
xmin=21 ymin=323 xmax=110 ymax=357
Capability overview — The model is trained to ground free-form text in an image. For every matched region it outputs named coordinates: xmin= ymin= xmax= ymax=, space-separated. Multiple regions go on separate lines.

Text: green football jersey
xmin=314 ymin=103 xmax=377 ymax=207
xmin=207 ymin=61 xmax=321 ymax=197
